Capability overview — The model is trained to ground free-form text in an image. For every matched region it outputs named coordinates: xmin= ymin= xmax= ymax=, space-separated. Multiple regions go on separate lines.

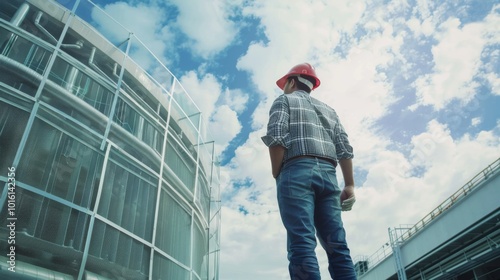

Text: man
xmin=262 ymin=63 xmax=357 ymax=279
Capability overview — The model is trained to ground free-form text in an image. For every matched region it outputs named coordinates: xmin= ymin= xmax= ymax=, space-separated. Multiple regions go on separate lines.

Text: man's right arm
xmin=262 ymin=95 xmax=290 ymax=178
xmin=269 ymin=145 xmax=285 ymax=178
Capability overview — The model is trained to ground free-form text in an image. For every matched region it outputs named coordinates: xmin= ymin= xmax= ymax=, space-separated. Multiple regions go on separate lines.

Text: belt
xmin=286 ymin=155 xmax=337 ymax=167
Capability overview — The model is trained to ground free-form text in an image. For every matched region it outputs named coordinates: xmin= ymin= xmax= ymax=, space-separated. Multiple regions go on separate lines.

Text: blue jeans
xmin=276 ymin=157 xmax=356 ymax=280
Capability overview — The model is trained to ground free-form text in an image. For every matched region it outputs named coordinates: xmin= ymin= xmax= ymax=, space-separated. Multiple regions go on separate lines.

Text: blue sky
xmin=84 ymin=0 xmax=500 ymax=279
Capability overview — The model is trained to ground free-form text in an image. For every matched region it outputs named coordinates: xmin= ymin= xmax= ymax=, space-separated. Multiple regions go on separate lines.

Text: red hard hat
xmin=276 ymin=63 xmax=321 ymax=90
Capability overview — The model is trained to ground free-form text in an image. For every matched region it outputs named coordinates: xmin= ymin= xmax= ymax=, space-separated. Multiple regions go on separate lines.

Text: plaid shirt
xmin=262 ymin=90 xmax=353 ymax=163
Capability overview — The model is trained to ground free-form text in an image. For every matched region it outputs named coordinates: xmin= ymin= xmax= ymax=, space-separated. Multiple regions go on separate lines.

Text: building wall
xmin=0 ymin=0 xmax=220 ymax=279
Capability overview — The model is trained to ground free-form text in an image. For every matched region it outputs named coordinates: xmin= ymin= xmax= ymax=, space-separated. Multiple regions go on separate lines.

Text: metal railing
xmin=398 ymin=157 xmax=500 ymax=243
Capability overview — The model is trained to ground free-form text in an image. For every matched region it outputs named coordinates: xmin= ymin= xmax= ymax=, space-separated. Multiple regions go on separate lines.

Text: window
xmin=0 ymin=101 xmax=29 ymax=172
xmin=164 ymin=133 xmax=196 ymax=192
xmin=88 ymin=219 xmax=150 ymax=278
xmin=152 ymin=252 xmax=189 ymax=280
xmin=156 ymin=187 xmax=191 ymax=266
xmin=48 ymin=56 xmax=113 ymax=115
xmin=16 ymin=118 xmax=103 ymax=209
xmin=0 ymin=188 xmax=89 ymax=251
xmin=192 ymin=220 xmax=208 ymax=277
xmin=98 ymin=149 xmax=157 ymax=241
xmin=1 ymin=30 xmax=51 ymax=75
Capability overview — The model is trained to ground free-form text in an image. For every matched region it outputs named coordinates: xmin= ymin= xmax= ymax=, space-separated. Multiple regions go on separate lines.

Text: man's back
xmin=283 ymin=90 xmax=352 ymax=163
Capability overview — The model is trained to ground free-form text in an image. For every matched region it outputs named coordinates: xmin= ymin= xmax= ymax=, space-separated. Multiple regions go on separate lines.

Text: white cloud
xmin=480 ymin=5 xmax=500 ymax=96
xmin=485 ymin=71 xmax=500 ymax=95
xmin=179 ymin=71 xmax=243 ymax=151
xmin=221 ymin=88 xmax=249 ymax=113
xmin=407 ymin=16 xmax=435 ymax=37
xmin=410 ymin=120 xmax=500 ymax=188
xmin=210 ymin=105 xmax=242 ymax=151
xmin=471 ymin=117 xmax=481 ymax=127
xmin=237 ymin=1 xmax=366 ymax=96
xmin=92 ymin=2 xmax=175 ymax=67
xmin=170 ymin=0 xmax=240 ymax=57
xmin=413 ymin=4 xmax=500 ymax=109
xmin=179 ymin=71 xmax=221 ymax=121
xmin=220 ymin=206 xmax=289 ymax=280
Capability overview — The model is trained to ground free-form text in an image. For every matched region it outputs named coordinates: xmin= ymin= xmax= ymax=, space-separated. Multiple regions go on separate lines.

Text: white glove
xmin=341 ymin=195 xmax=356 ymax=211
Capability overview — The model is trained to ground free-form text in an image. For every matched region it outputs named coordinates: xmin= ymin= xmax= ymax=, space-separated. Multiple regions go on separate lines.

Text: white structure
xmin=0 ymin=0 xmax=221 ymax=279
xmin=355 ymin=158 xmax=500 ymax=280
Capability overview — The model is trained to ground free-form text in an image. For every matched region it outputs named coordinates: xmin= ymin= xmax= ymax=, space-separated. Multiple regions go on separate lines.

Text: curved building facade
xmin=0 ymin=0 xmax=221 ymax=279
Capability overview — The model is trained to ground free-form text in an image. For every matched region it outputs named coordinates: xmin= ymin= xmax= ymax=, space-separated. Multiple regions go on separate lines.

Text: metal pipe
xmin=2 ymin=3 xmax=30 ymax=54
xmin=11 ymin=2 xmax=30 ymax=26
xmin=89 ymin=47 xmax=110 ymax=79
xmin=33 ymin=11 xmax=84 ymax=49
xmin=62 ymin=39 xmax=84 ymax=49
xmin=33 ymin=11 xmax=57 ymax=43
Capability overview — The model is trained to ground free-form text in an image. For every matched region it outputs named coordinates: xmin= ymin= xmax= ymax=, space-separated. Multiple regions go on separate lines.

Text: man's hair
xmin=287 ymin=75 xmax=316 ymax=93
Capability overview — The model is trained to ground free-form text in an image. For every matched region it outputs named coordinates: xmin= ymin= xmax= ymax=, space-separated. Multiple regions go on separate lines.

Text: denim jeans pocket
xmin=279 ymin=165 xmax=313 ymax=198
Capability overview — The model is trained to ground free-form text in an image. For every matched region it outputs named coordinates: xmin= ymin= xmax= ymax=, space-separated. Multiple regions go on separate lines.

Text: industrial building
xmin=0 ymin=0 xmax=221 ymax=279
xmin=355 ymin=158 xmax=500 ymax=280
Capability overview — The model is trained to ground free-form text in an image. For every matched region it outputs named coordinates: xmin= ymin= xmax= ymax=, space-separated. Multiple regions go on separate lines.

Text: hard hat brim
xmin=276 ymin=75 xmax=288 ymax=90
xmin=276 ymin=74 xmax=320 ymax=90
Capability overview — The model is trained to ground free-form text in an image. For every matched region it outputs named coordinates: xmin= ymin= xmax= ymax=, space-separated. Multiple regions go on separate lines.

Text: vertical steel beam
xmin=100 ymin=33 xmax=132 ymax=150
xmin=389 ymin=227 xmax=408 ymax=280
xmin=149 ymin=75 xmax=176 ymax=279
xmin=78 ymin=141 xmax=112 ymax=279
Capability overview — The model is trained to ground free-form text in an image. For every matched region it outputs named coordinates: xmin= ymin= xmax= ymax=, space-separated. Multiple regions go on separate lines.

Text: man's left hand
xmin=340 ymin=186 xmax=356 ymax=211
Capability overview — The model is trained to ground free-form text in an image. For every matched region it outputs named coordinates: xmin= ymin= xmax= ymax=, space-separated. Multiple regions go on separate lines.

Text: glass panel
xmin=193 ymin=221 xmax=208 ymax=277
xmin=199 ymin=141 xmax=213 ymax=182
xmin=0 ymin=63 xmax=40 ymax=97
xmin=107 ymin=130 xmax=162 ymax=174
xmin=98 ymin=149 xmax=157 ymax=241
xmin=208 ymin=164 xmax=221 ymax=280
xmin=55 ymin=0 xmax=77 ymax=11
xmin=114 ymin=97 xmax=140 ymax=135
xmin=71 ymin=67 xmax=114 ymax=115
xmin=142 ymin=118 xmax=164 ymax=154
xmin=0 ymin=188 xmax=89 ymax=249
xmin=49 ymin=55 xmax=74 ymax=87
xmin=0 ymin=1 xmax=17 ymax=22
xmin=173 ymin=80 xmax=200 ymax=121
xmin=87 ymin=219 xmax=150 ymax=279
xmin=0 ymin=27 xmax=52 ymax=94
xmin=156 ymin=187 xmax=191 ymax=266
xmin=1 ymin=34 xmax=52 ymax=75
xmin=0 ymin=100 xmax=29 ymax=172
xmin=197 ymin=173 xmax=210 ymax=221
xmin=74 ymin=0 xmax=130 ymax=50
xmin=47 ymin=55 xmax=114 ymax=116
xmin=171 ymin=94 xmax=200 ymax=150
xmin=165 ymin=133 xmax=196 ymax=192
xmin=126 ymin=37 xmax=175 ymax=94
xmin=153 ymin=252 xmax=189 ymax=280
xmin=113 ymin=96 xmax=164 ymax=154
xmin=0 ymin=188 xmax=89 ymax=279
xmin=16 ymin=117 xmax=104 ymax=209
xmin=121 ymin=71 xmax=157 ymax=117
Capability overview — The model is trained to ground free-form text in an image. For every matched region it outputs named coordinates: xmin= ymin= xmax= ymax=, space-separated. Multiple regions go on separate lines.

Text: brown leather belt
xmin=286 ymin=155 xmax=337 ymax=167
